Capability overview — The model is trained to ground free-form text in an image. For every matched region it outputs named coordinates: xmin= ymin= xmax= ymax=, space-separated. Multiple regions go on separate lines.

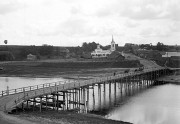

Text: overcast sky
xmin=0 ymin=0 xmax=179 ymax=46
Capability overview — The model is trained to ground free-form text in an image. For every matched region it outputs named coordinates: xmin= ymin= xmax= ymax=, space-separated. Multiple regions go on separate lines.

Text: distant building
xmin=91 ymin=36 xmax=116 ymax=58
xmin=27 ymin=54 xmax=36 ymax=61
xmin=162 ymin=52 xmax=180 ymax=57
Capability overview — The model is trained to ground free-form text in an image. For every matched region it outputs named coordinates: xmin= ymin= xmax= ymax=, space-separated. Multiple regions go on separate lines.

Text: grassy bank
xmin=38 ymin=60 xmax=140 ymax=68
xmin=14 ymin=110 xmax=132 ymax=124
xmin=0 ymin=61 xmax=138 ymax=79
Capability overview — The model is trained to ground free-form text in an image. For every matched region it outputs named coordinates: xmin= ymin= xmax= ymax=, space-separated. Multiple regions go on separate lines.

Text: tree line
xmin=0 ymin=41 xmax=179 ymax=61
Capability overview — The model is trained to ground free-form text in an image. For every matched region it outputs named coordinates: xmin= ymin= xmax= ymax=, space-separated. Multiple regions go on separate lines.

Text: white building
xmin=162 ymin=52 xmax=180 ymax=57
xmin=91 ymin=36 xmax=116 ymax=58
xmin=27 ymin=54 xmax=37 ymax=61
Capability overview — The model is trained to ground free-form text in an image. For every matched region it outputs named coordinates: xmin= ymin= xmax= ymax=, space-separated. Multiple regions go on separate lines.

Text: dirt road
xmin=124 ymin=53 xmax=161 ymax=68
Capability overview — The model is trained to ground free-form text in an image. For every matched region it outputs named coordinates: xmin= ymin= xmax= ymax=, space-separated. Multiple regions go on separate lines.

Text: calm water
xmin=107 ymin=84 xmax=180 ymax=124
xmin=0 ymin=77 xmax=66 ymax=91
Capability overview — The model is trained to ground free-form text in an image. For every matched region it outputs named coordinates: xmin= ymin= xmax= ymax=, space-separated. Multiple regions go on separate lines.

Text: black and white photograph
xmin=0 ymin=0 xmax=180 ymax=124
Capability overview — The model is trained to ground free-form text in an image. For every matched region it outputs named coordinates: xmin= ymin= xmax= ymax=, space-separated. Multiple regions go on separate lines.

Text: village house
xmin=27 ymin=54 xmax=37 ymax=61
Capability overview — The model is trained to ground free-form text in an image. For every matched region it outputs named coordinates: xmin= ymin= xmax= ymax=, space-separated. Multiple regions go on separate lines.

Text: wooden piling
xmin=57 ymin=93 xmax=59 ymax=111
xmin=93 ymin=85 xmax=95 ymax=110
xmin=87 ymin=87 xmax=89 ymax=112
xmin=40 ymin=97 xmax=42 ymax=112
xmin=98 ymin=84 xmax=101 ymax=109
xmin=114 ymin=81 xmax=116 ymax=104
xmin=109 ymin=82 xmax=111 ymax=105
xmin=66 ymin=91 xmax=68 ymax=110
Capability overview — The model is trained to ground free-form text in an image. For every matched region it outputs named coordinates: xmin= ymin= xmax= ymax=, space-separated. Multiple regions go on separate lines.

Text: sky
xmin=0 ymin=0 xmax=180 ymax=46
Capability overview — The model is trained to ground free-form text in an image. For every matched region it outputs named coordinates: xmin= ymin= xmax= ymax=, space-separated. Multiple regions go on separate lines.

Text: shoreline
xmin=0 ymin=107 xmax=132 ymax=124
xmin=157 ymin=75 xmax=180 ymax=84
xmin=12 ymin=110 xmax=132 ymax=124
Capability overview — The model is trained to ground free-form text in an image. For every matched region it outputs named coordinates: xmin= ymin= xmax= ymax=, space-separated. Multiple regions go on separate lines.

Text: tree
xmin=156 ymin=42 xmax=167 ymax=51
xmin=82 ymin=42 xmax=98 ymax=53
xmin=38 ymin=45 xmax=53 ymax=56
xmin=4 ymin=40 xmax=8 ymax=51
xmin=4 ymin=40 xmax=8 ymax=44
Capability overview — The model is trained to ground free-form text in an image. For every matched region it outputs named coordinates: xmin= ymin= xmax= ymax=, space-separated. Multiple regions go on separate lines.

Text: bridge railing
xmin=0 ymin=81 xmax=65 ymax=97
xmin=0 ymin=67 xmax=163 ymax=97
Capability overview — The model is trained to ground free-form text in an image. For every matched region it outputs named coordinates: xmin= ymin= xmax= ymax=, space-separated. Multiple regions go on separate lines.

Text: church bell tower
xmin=111 ymin=35 xmax=116 ymax=51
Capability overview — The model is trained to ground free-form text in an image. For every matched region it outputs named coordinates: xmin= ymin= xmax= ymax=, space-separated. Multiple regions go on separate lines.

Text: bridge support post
xmin=69 ymin=90 xmax=71 ymax=110
xmin=63 ymin=92 xmax=66 ymax=110
xmin=114 ymin=81 xmax=116 ymax=104
xmin=109 ymin=82 xmax=111 ymax=106
xmin=93 ymin=85 xmax=95 ymax=110
xmin=33 ymin=98 xmax=35 ymax=111
xmin=74 ymin=89 xmax=77 ymax=108
xmin=83 ymin=88 xmax=86 ymax=113
xmin=140 ymin=75 xmax=142 ymax=88
xmin=137 ymin=75 xmax=139 ymax=89
xmin=73 ymin=89 xmax=75 ymax=109
xmin=145 ymin=74 xmax=148 ymax=87
xmin=87 ymin=87 xmax=89 ymax=112
xmin=66 ymin=91 xmax=69 ymax=110
xmin=26 ymin=101 xmax=28 ymax=110
xmin=120 ymin=79 xmax=123 ymax=93
xmin=98 ymin=84 xmax=101 ymax=110
xmin=46 ymin=95 xmax=48 ymax=110
xmin=125 ymin=77 xmax=128 ymax=95
xmin=57 ymin=93 xmax=59 ymax=111
xmin=40 ymin=97 xmax=42 ymax=112
xmin=147 ymin=73 xmax=149 ymax=86
xmin=103 ymin=82 xmax=106 ymax=107
xmin=22 ymin=102 xmax=24 ymax=112
xmin=131 ymin=76 xmax=134 ymax=90
xmin=79 ymin=88 xmax=81 ymax=110
xmin=150 ymin=72 xmax=153 ymax=84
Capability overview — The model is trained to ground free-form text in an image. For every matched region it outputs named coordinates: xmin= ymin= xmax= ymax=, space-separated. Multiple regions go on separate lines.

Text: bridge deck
xmin=0 ymin=67 xmax=164 ymax=112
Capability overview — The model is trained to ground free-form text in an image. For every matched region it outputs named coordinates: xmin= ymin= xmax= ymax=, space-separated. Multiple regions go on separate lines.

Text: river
xmin=106 ymin=84 xmax=180 ymax=124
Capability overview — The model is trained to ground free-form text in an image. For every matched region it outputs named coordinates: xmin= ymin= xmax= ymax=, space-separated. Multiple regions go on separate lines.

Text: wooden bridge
xmin=0 ymin=66 xmax=172 ymax=113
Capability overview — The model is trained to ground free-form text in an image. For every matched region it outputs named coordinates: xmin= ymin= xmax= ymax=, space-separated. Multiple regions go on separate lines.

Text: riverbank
xmin=0 ymin=109 xmax=132 ymax=124
xmin=14 ymin=110 xmax=132 ymax=124
xmin=156 ymin=69 xmax=180 ymax=84
xmin=157 ymin=75 xmax=180 ymax=84
xmin=0 ymin=61 xmax=135 ymax=79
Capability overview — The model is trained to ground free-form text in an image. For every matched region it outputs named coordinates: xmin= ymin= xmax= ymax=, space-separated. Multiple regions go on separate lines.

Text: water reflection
xmin=77 ymin=80 xmax=153 ymax=115
xmin=107 ymin=84 xmax=180 ymax=124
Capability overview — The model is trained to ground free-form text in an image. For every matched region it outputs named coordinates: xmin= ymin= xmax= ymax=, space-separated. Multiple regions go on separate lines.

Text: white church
xmin=91 ymin=36 xmax=116 ymax=58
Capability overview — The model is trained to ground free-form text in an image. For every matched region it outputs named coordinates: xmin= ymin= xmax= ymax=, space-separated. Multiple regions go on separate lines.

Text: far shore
xmin=0 ymin=60 xmax=136 ymax=80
